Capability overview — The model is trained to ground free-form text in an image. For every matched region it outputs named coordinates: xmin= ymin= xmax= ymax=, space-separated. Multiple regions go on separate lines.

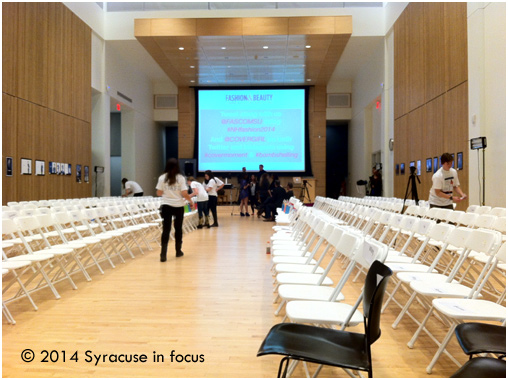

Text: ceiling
xmin=134 ymin=16 xmax=352 ymax=87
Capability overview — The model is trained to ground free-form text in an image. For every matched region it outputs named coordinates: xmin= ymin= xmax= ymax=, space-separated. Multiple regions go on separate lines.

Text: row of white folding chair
xmin=400 ymin=231 xmax=504 ymax=373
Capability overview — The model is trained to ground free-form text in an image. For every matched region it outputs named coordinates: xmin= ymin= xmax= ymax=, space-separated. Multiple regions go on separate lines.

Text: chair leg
xmin=278 ymin=357 xmax=290 ymax=378
xmin=426 ymin=322 xmax=458 ymax=374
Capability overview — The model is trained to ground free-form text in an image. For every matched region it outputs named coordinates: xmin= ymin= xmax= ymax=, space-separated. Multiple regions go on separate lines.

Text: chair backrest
xmin=446 ymin=227 xmax=472 ymax=248
xmin=457 ymin=212 xmax=479 ymax=227
xmin=335 ymin=231 xmax=362 ymax=259
xmin=414 ymin=218 xmax=436 ymax=236
xmin=474 ymin=214 xmax=497 ymax=229
xmin=363 ymin=260 xmax=393 ymax=345
xmin=427 ymin=223 xmax=454 ymax=242
xmin=354 ymin=238 xmax=389 ymax=269
xmin=488 ymin=207 xmax=506 ymax=218
xmin=434 ymin=208 xmax=453 ymax=222
xmin=2 ymin=218 xmax=19 ymax=235
xmin=495 ymin=242 xmax=506 ymax=263
xmin=424 ymin=207 xmax=439 ymax=220
xmin=464 ymin=229 xmax=501 ymax=256
xmin=476 ymin=206 xmax=492 ymax=215
xmin=448 ymin=211 xmax=465 ymax=225
xmin=466 ymin=204 xmax=480 ymax=213
xmin=15 ymin=216 xmax=41 ymax=232
xmin=327 ymin=226 xmax=345 ymax=248
xmin=491 ymin=217 xmax=506 ymax=234
xmin=400 ymin=215 xmax=418 ymax=231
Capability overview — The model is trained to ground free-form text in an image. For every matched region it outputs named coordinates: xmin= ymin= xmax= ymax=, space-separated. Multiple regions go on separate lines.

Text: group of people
xmin=236 ymin=165 xmax=294 ymax=222
xmin=123 ymin=161 xmax=296 ymax=262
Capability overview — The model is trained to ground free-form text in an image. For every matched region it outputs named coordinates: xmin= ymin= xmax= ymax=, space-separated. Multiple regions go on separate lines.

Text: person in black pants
xmin=156 ymin=158 xmax=194 ymax=261
xmin=204 ymin=170 xmax=224 ymax=227
xmin=257 ymin=173 xmax=270 ymax=218
xmin=264 ymin=180 xmax=287 ymax=222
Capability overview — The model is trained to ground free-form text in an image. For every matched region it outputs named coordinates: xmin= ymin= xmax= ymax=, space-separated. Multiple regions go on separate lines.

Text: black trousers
xmin=208 ymin=195 xmax=218 ymax=225
xmin=160 ymin=204 xmax=184 ymax=257
xmin=133 ymin=192 xmax=144 ymax=197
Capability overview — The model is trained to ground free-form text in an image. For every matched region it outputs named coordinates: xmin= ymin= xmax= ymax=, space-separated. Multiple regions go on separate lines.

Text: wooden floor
xmin=3 ymin=206 xmax=471 ymax=378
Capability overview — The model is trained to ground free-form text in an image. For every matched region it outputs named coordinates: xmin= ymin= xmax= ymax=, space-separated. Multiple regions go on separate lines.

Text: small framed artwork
xmin=21 ymin=158 xmax=32 ymax=175
xmin=56 ymin=162 xmax=61 ymax=175
xmin=409 ymin=161 xmax=415 ymax=169
xmin=451 ymin=153 xmax=455 ymax=168
xmin=433 ymin=157 xmax=438 ymax=173
xmin=49 ymin=162 xmax=55 ymax=174
xmin=67 ymin=164 xmax=72 ymax=175
xmin=76 ymin=164 xmax=82 ymax=183
xmin=400 ymin=163 xmax=405 ymax=175
xmin=395 ymin=164 xmax=399 ymax=175
xmin=84 ymin=166 xmax=89 ymax=183
xmin=457 ymin=152 xmax=463 ymax=170
xmin=35 ymin=160 xmax=45 ymax=176
xmin=6 ymin=157 xmax=13 ymax=176
xmin=416 ymin=160 xmax=421 ymax=176
xmin=426 ymin=158 xmax=432 ymax=173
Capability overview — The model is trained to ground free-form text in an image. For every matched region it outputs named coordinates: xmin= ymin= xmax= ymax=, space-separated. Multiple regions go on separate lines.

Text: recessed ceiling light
xmin=190 ymin=65 xmax=195 ymax=68
xmin=305 ymin=45 xmax=311 ymax=49
xmin=179 ymin=47 xmax=184 ymax=50
xmin=221 ymin=47 xmax=226 ymax=50
xmin=306 ymin=79 xmax=311 ymax=82
xmin=263 ymin=46 xmax=268 ymax=49
xmin=190 ymin=80 xmax=195 ymax=83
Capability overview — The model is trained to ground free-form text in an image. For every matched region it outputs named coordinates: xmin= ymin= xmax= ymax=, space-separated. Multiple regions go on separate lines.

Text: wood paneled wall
xmin=393 ymin=2 xmax=469 ymax=210
xmin=177 ymin=86 xmax=327 ymax=198
xmin=2 ymin=2 xmax=91 ymax=204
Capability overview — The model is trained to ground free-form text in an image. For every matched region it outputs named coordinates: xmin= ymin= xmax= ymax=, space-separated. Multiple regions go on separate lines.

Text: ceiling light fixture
xmin=190 ymin=65 xmax=195 ymax=68
xmin=179 ymin=47 xmax=184 ymax=50
xmin=221 ymin=47 xmax=226 ymax=50
xmin=306 ymin=79 xmax=311 ymax=82
xmin=305 ymin=45 xmax=311 ymax=49
xmin=190 ymin=80 xmax=195 ymax=83
xmin=263 ymin=46 xmax=268 ymax=49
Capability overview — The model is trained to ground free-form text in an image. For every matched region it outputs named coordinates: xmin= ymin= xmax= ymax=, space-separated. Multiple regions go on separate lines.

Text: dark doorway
xmin=165 ymin=126 xmax=178 ymax=162
xmin=326 ymin=121 xmax=348 ymax=199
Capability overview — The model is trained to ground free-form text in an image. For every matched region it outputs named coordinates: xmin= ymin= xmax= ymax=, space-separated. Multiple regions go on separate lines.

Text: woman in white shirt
xmin=187 ymin=176 xmax=210 ymax=229
xmin=204 ymin=170 xmax=224 ymax=227
xmin=156 ymin=158 xmax=194 ymax=261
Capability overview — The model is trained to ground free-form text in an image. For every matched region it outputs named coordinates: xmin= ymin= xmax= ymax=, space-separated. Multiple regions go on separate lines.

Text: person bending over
xmin=264 ymin=180 xmax=287 ymax=222
xmin=187 ymin=176 xmax=210 ymax=229
xmin=156 ymin=159 xmax=194 ymax=261
xmin=429 ymin=153 xmax=467 ymax=209
xmin=122 ymin=178 xmax=144 ymax=197
xmin=204 ymin=170 xmax=224 ymax=227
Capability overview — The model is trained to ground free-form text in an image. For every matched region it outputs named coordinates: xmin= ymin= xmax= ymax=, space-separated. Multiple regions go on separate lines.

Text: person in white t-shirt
xmin=156 ymin=158 xmax=194 ymax=261
xmin=187 ymin=176 xmax=210 ymax=229
xmin=429 ymin=153 xmax=467 ymax=209
xmin=121 ymin=178 xmax=144 ymax=197
xmin=204 ymin=170 xmax=224 ymax=227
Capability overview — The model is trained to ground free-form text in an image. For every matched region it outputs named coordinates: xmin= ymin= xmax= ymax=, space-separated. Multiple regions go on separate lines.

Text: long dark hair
xmin=204 ymin=170 xmax=214 ymax=185
xmin=260 ymin=173 xmax=269 ymax=187
xmin=163 ymin=158 xmax=180 ymax=185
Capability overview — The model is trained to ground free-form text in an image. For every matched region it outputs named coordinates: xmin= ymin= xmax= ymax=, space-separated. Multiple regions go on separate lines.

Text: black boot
xmin=160 ymin=246 xmax=167 ymax=262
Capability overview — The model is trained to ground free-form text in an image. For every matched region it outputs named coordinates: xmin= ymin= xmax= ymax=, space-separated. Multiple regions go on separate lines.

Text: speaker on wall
xmin=179 ymin=158 xmax=196 ymax=178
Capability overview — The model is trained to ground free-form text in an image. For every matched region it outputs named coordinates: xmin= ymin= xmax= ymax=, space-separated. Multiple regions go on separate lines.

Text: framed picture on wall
xmin=67 ymin=164 xmax=72 ymax=175
xmin=451 ymin=153 xmax=455 ymax=168
xmin=76 ymin=164 xmax=82 ymax=183
xmin=409 ymin=161 xmax=415 ymax=169
xmin=400 ymin=163 xmax=405 ymax=175
xmin=56 ymin=162 xmax=61 ymax=175
xmin=433 ymin=157 xmax=438 ymax=173
xmin=6 ymin=157 xmax=13 ymax=177
xmin=416 ymin=160 xmax=421 ymax=176
xmin=21 ymin=158 xmax=32 ymax=175
xmin=49 ymin=162 xmax=54 ymax=174
xmin=395 ymin=164 xmax=399 ymax=175
xmin=35 ymin=160 xmax=45 ymax=176
xmin=426 ymin=158 xmax=432 ymax=172
xmin=84 ymin=166 xmax=89 ymax=183
xmin=457 ymin=152 xmax=463 ymax=170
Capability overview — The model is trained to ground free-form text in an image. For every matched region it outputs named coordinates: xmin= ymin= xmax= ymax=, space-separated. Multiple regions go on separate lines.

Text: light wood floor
xmin=3 ymin=206 xmax=473 ymax=377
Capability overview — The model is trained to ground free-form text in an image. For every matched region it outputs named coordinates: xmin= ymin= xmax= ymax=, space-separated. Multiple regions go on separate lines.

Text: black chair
xmin=257 ymin=260 xmax=393 ymax=378
xmin=450 ymin=322 xmax=506 ymax=378
xmin=454 ymin=322 xmax=506 ymax=359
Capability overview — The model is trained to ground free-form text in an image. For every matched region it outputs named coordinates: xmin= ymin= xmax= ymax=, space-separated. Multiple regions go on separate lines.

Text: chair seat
xmin=432 ymin=299 xmax=506 ymax=320
xmin=287 ymin=300 xmax=364 ymax=326
xmin=386 ymin=262 xmax=434 ymax=273
xmin=450 ymin=357 xmax=506 ymax=378
xmin=272 ymin=257 xmax=317 ymax=265
xmin=275 ymin=264 xmax=325 ymax=275
xmin=2 ymin=260 xmax=33 ymax=270
xmin=410 ymin=281 xmax=475 ymax=298
xmin=258 ymin=323 xmax=370 ymax=372
xmin=276 ymin=273 xmax=333 ymax=286
xmin=455 ymin=323 xmax=506 ymax=356
xmin=397 ymin=272 xmax=451 ymax=284
xmin=279 ymin=284 xmax=345 ymax=303
xmin=8 ymin=253 xmax=54 ymax=262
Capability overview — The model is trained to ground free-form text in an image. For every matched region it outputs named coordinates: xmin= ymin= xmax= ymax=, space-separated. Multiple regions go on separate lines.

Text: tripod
xmin=299 ymin=180 xmax=312 ymax=203
xmin=402 ymin=166 xmax=420 ymax=213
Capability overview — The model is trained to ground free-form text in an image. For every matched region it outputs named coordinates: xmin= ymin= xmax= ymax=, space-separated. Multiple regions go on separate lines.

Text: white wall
xmin=105 ymin=44 xmax=164 ymax=196
xmin=348 ymin=40 xmax=385 ymax=197
xmin=383 ymin=27 xmax=395 ymax=198
xmin=467 ymin=2 xmax=506 ymax=207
